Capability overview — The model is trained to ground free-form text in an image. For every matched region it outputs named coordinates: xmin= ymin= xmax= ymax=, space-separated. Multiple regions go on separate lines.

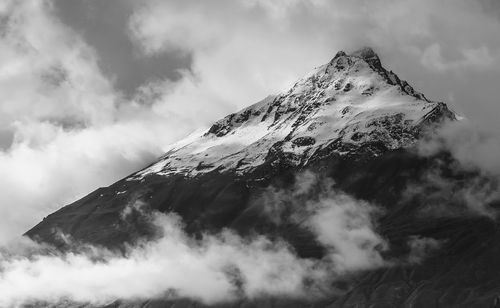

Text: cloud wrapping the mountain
xmin=255 ymin=171 xmax=389 ymax=272
xmin=410 ymin=120 xmax=500 ymax=217
xmin=0 ymin=189 xmax=391 ymax=306
xmin=307 ymin=196 xmax=388 ymax=271
xmin=419 ymin=120 xmax=500 ymax=176
xmin=0 ymin=224 xmax=310 ymax=305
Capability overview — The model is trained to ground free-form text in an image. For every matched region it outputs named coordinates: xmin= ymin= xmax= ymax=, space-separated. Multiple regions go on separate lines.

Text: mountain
xmin=25 ymin=48 xmax=500 ymax=307
xmin=132 ymin=47 xmax=453 ymax=179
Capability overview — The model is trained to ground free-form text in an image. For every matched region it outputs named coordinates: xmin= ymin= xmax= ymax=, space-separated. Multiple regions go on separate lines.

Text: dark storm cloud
xmin=52 ymin=0 xmax=191 ymax=97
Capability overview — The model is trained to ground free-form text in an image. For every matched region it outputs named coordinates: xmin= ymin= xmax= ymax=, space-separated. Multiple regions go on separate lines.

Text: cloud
xmin=306 ymin=195 xmax=388 ymax=271
xmin=253 ymin=172 xmax=390 ymax=272
xmin=0 ymin=1 xmax=196 ymax=244
xmin=419 ymin=120 xmax=500 ymax=175
xmin=405 ymin=120 xmax=500 ymax=218
xmin=3 ymin=170 xmax=440 ymax=306
xmin=0 ymin=190 xmax=392 ymax=306
xmin=0 ymin=1 xmax=115 ymax=128
xmin=421 ymin=44 xmax=498 ymax=72
xmin=0 ymin=218 xmax=307 ymax=306
xmin=51 ymin=0 xmax=190 ymax=97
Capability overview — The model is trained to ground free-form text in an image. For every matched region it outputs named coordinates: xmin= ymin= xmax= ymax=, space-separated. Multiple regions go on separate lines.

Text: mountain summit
xmin=130 ymin=47 xmax=455 ymax=179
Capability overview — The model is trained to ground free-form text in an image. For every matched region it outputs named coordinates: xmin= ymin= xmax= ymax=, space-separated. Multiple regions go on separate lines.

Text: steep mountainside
xmin=26 ymin=48 xmax=500 ymax=308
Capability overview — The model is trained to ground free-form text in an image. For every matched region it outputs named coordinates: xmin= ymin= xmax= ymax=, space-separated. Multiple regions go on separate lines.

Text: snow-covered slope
xmin=132 ymin=48 xmax=456 ymax=179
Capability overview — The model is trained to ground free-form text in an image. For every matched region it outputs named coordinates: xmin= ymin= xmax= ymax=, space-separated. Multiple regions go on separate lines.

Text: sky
xmin=0 ymin=0 xmax=500 ymax=244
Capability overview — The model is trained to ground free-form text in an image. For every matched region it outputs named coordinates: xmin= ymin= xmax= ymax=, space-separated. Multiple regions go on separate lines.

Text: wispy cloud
xmin=0 ymin=171 xmax=426 ymax=306
xmin=408 ymin=120 xmax=500 ymax=218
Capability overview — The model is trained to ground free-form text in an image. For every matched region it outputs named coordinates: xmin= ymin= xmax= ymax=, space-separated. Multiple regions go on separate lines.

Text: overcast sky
xmin=0 ymin=0 xmax=500 ymax=243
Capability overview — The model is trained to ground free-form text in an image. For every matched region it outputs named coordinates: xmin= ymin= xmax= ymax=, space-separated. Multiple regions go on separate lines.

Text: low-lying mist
xmin=0 ymin=172 xmax=430 ymax=307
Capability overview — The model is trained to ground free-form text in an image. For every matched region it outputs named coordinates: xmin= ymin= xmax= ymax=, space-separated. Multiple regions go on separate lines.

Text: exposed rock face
xmin=26 ymin=49 xmax=500 ymax=308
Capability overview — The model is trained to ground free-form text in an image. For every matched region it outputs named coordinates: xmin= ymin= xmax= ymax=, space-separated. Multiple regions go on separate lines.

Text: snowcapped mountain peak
xmin=321 ymin=47 xmax=428 ymax=101
xmin=349 ymin=47 xmax=381 ymax=66
xmin=132 ymin=49 xmax=456 ymax=179
xmin=329 ymin=47 xmax=381 ymax=70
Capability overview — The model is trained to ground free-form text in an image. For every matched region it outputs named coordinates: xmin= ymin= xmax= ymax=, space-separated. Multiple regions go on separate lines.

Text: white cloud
xmin=419 ymin=120 xmax=500 ymax=176
xmin=255 ymin=172 xmax=390 ymax=272
xmin=412 ymin=120 xmax=500 ymax=218
xmin=0 ymin=1 xmax=198 ymax=244
xmin=0 ymin=218 xmax=304 ymax=305
xmin=0 ymin=1 xmax=115 ymax=127
xmin=0 ymin=195 xmax=388 ymax=306
xmin=307 ymin=194 xmax=388 ymax=271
